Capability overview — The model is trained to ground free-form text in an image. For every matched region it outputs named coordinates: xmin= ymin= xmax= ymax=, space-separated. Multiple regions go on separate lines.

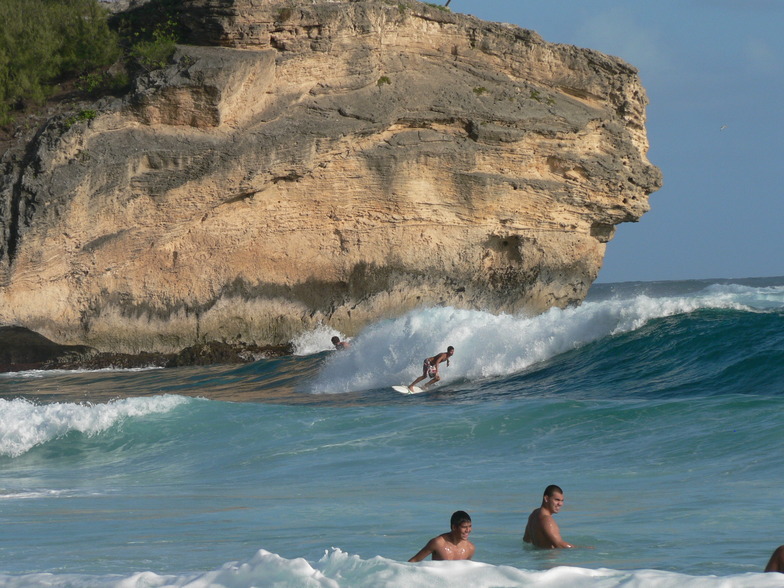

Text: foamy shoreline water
xmin=1 ymin=549 xmax=783 ymax=588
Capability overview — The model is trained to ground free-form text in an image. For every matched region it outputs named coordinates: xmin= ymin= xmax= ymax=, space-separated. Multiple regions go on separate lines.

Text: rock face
xmin=0 ymin=325 xmax=292 ymax=371
xmin=0 ymin=326 xmax=96 ymax=371
xmin=0 ymin=0 xmax=662 ymax=353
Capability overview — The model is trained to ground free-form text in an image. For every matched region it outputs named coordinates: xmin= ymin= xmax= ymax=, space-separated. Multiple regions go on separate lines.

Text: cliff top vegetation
xmin=0 ymin=0 xmax=180 ymax=132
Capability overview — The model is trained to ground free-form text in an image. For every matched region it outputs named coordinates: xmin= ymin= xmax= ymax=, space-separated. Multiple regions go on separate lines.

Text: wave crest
xmin=308 ymin=282 xmax=780 ymax=394
xmin=0 ymin=395 xmax=190 ymax=458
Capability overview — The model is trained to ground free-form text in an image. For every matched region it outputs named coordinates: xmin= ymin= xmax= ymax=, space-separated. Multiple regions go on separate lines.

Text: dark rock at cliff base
xmin=0 ymin=326 xmax=97 ymax=371
xmin=165 ymin=341 xmax=295 ymax=367
xmin=53 ymin=350 xmax=174 ymax=371
xmin=0 ymin=326 xmax=294 ymax=373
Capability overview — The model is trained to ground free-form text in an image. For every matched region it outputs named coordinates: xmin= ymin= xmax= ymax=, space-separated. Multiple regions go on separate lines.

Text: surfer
xmin=765 ymin=545 xmax=784 ymax=572
xmin=524 ymin=485 xmax=578 ymax=549
xmin=408 ymin=510 xmax=475 ymax=562
xmin=331 ymin=336 xmax=350 ymax=350
xmin=408 ymin=346 xmax=454 ymax=392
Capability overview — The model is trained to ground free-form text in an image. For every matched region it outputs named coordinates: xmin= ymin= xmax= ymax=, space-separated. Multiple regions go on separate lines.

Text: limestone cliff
xmin=0 ymin=0 xmax=662 ymax=353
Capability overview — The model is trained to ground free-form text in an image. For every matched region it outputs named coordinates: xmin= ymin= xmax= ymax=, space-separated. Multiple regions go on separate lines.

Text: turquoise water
xmin=1 ymin=278 xmax=784 ymax=587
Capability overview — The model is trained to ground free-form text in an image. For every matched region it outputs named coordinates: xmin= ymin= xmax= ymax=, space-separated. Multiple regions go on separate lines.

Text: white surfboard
xmin=392 ymin=385 xmax=424 ymax=395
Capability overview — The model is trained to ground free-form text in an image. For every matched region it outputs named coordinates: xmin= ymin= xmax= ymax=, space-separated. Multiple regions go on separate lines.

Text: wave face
xmin=0 ymin=395 xmax=189 ymax=458
xmin=310 ymin=280 xmax=784 ymax=395
xmin=1 ymin=277 xmax=783 ymax=587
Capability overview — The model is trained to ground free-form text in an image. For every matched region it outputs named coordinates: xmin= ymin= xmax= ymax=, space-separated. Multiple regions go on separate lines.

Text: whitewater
xmin=1 ymin=277 xmax=783 ymax=587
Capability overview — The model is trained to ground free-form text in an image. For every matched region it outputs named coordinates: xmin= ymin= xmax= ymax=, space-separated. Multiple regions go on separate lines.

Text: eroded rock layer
xmin=0 ymin=0 xmax=662 ymax=352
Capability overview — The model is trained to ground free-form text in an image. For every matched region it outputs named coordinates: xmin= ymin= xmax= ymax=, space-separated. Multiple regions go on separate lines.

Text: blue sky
xmin=452 ymin=0 xmax=784 ymax=283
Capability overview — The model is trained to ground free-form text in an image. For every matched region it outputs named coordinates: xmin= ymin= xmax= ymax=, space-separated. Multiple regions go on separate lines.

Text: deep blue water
xmin=1 ymin=277 xmax=784 ymax=587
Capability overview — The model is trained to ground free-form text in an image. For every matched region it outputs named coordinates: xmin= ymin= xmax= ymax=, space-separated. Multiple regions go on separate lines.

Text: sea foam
xmin=292 ymin=323 xmax=350 ymax=356
xmin=0 ymin=394 xmax=189 ymax=458
xmin=0 ymin=548 xmax=779 ymax=588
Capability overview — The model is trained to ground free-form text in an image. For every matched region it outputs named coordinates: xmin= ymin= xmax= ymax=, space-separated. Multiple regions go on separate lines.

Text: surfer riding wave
xmin=408 ymin=346 xmax=454 ymax=392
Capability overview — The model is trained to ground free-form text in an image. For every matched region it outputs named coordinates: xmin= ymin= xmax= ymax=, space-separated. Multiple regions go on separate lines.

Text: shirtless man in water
xmin=524 ymin=485 xmax=576 ymax=549
xmin=409 ymin=511 xmax=475 ymax=562
xmin=765 ymin=545 xmax=784 ymax=572
xmin=408 ymin=346 xmax=454 ymax=392
xmin=330 ymin=336 xmax=349 ymax=350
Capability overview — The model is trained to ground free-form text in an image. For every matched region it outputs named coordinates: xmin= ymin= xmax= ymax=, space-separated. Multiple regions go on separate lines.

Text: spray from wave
xmin=0 ymin=394 xmax=190 ymax=458
xmin=291 ymin=323 xmax=350 ymax=356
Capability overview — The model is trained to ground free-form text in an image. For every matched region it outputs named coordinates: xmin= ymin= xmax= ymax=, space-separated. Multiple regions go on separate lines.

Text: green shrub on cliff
xmin=128 ymin=19 xmax=178 ymax=72
xmin=0 ymin=0 xmax=121 ymax=123
xmin=113 ymin=0 xmax=183 ymax=72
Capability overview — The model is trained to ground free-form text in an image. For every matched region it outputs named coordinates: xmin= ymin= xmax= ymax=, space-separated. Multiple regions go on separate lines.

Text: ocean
xmin=1 ymin=277 xmax=784 ymax=587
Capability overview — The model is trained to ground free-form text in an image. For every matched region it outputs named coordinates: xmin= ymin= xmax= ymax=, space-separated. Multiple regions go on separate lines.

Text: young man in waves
xmin=409 ymin=510 xmax=475 ymax=561
xmin=524 ymin=484 xmax=579 ymax=549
